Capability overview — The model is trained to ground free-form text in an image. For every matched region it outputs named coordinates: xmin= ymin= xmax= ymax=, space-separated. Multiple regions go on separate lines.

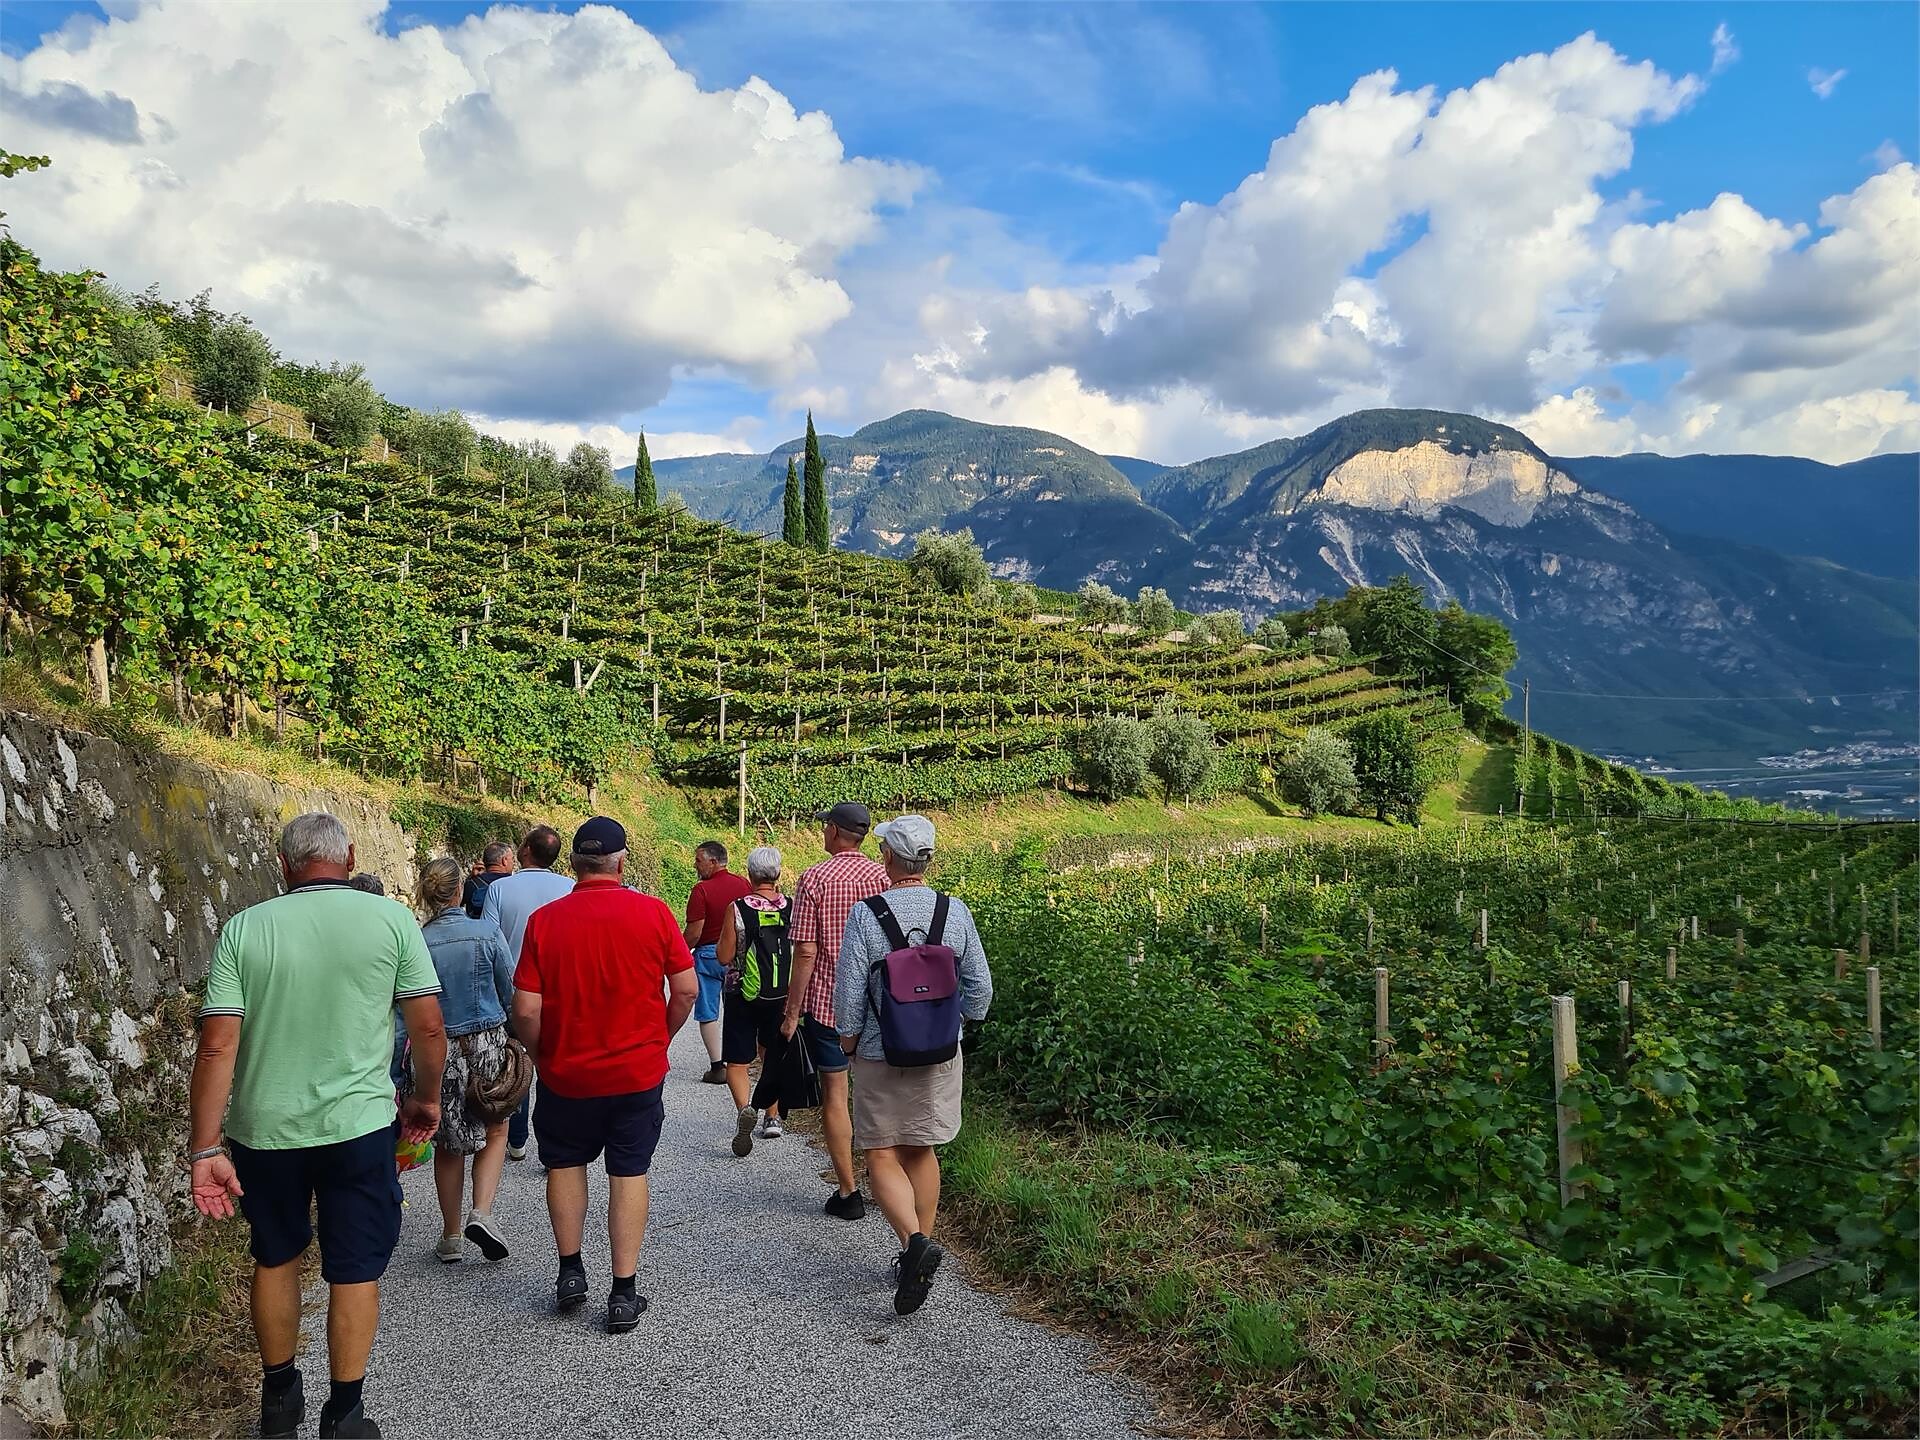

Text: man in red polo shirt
xmin=512 ymin=817 xmax=696 ymax=1334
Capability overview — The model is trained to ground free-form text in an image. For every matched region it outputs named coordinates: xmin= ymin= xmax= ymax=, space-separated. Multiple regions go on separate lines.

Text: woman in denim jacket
xmin=402 ymin=857 xmax=518 ymax=1263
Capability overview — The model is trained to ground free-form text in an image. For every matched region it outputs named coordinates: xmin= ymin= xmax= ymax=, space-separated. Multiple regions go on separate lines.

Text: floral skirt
xmin=402 ymin=1024 xmax=509 ymax=1155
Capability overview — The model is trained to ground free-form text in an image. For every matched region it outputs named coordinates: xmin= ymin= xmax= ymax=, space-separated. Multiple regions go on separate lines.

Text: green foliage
xmin=193 ymin=320 xmax=273 ymax=413
xmin=394 ymin=408 xmax=476 ymax=477
xmin=1070 ymin=715 xmax=1150 ymax=800
xmin=1434 ymin=598 xmax=1517 ymax=727
xmin=1147 ymin=704 xmax=1215 ymax=799
xmin=559 ymin=441 xmax=614 ymax=502
xmin=309 ymin=362 xmax=382 ymax=450
xmin=0 ymin=150 xmax=51 ymax=179
xmin=1253 ymin=615 xmax=1294 ymax=650
xmin=1205 ymin=610 xmax=1246 ymax=646
xmin=633 ymin=431 xmax=657 ymax=512
xmin=781 ymin=455 xmax=802 ymax=544
xmin=57 ymin=1231 xmax=105 ymax=1307
xmin=910 ymin=526 xmax=993 ymax=597
xmin=1077 ymin=580 xmax=1125 ymax=631
xmin=1348 ymin=707 xmax=1425 ymax=822
xmin=999 ymin=581 xmax=1039 ymax=619
xmin=1281 ymin=727 xmax=1358 ymax=816
xmin=1311 ymin=624 xmax=1351 ymax=657
xmin=803 ymin=411 xmax=829 ymax=549
xmin=1132 ymin=585 xmax=1176 ymax=636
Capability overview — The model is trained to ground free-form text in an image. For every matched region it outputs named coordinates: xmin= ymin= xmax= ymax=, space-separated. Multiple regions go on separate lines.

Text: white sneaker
xmin=507 ymin=1143 xmax=528 ymax=1162
xmin=759 ymin=1115 xmax=783 ymax=1139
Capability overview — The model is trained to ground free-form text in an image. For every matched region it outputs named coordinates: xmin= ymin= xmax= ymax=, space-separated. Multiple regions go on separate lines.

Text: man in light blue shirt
xmin=479 ymin=825 xmax=574 ymax=1158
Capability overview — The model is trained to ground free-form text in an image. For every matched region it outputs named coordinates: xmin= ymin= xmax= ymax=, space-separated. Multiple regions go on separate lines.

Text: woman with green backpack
xmin=715 ymin=845 xmax=794 ymax=1156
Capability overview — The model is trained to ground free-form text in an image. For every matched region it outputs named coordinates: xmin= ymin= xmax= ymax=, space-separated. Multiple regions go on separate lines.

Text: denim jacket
xmin=421 ymin=907 xmax=515 ymax=1037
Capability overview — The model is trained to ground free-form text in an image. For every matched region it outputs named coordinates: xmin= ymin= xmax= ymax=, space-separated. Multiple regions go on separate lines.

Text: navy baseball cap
xmin=814 ymin=802 xmax=871 ymax=836
xmin=572 ymin=816 xmax=627 ymax=855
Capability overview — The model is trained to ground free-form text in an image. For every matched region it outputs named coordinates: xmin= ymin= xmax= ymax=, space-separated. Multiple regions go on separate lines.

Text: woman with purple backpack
xmin=833 ymin=815 xmax=993 ymax=1315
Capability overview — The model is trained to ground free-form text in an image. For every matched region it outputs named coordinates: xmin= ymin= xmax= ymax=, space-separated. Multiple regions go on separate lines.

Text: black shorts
xmin=229 ymin=1126 xmax=402 ymax=1284
xmin=533 ymin=1080 xmax=664 ymax=1177
xmin=722 ymin=994 xmax=785 ymax=1067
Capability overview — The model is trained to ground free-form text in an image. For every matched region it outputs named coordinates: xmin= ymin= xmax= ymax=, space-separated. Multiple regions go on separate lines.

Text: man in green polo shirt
xmin=188 ymin=813 xmax=448 ymax=1440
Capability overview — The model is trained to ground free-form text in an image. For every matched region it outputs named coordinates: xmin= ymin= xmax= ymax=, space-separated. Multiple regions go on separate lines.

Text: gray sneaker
xmin=434 ymin=1234 xmax=463 ymax=1264
xmin=464 ymin=1210 xmax=508 ymax=1262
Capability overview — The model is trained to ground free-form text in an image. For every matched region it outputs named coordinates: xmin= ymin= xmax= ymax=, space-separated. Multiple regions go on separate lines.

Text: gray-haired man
xmin=189 ymin=813 xmax=447 ymax=1438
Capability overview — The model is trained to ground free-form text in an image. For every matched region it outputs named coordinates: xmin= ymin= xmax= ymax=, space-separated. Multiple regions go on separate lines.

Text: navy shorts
xmin=722 ymin=994 xmax=784 ymax=1066
xmin=534 ymin=1080 xmax=665 ymax=1177
xmin=229 ymin=1126 xmax=402 ymax=1284
xmin=803 ymin=1015 xmax=850 ymax=1074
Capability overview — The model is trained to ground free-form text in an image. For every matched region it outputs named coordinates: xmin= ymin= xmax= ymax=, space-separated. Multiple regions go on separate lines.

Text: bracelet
xmin=187 ymin=1145 xmax=226 ymax=1164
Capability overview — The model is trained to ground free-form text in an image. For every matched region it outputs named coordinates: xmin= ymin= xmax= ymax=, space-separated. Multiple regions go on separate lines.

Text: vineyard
xmin=945 ymin=814 xmax=1918 ymax=1429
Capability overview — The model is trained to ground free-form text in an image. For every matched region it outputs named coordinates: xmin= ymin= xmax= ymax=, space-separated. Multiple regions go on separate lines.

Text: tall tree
xmin=803 ymin=411 xmax=829 ymax=550
xmin=633 ymin=430 xmax=657 ymax=512
xmin=781 ymin=455 xmax=802 ymax=543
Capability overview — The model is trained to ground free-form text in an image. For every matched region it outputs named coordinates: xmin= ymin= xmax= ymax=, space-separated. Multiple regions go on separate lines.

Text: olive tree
xmin=194 ymin=320 xmax=273 ymax=412
xmin=911 ymin=527 xmax=993 ymax=597
xmin=1311 ymin=624 xmax=1352 ymax=658
xmin=311 ymin=363 xmax=383 ymax=450
xmin=1078 ymin=580 xmax=1127 ymax=632
xmin=1281 ymin=727 xmax=1358 ymax=816
xmin=1131 ymin=586 xmax=1177 ymax=637
xmin=1147 ymin=704 xmax=1215 ymax=799
xmin=1070 ymin=715 xmax=1150 ymax=800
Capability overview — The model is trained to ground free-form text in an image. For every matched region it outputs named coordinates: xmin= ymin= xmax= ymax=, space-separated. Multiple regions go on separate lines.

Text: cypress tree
xmin=633 ymin=430 xmax=656 ymax=512
xmin=803 ymin=411 xmax=829 ymax=550
xmin=781 ymin=455 xmax=802 ymax=544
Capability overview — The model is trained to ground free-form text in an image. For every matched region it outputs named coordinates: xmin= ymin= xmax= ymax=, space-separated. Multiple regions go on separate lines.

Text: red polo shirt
xmin=515 ymin=877 xmax=694 ymax=1097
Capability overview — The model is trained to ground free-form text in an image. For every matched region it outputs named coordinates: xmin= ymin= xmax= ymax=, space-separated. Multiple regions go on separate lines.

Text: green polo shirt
xmin=201 ymin=880 xmax=441 ymax=1150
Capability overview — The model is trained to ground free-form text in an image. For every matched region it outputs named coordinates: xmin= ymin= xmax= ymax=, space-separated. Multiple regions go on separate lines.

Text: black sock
xmin=610 ymin=1273 xmax=636 ymax=1297
xmin=262 ymin=1359 xmax=298 ymax=1396
xmin=322 ymin=1378 xmax=363 ymax=1418
xmin=559 ymin=1251 xmax=585 ymax=1275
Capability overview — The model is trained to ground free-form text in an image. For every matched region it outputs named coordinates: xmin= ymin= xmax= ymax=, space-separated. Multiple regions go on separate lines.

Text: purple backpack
xmin=863 ymin=893 xmax=962 ymax=1067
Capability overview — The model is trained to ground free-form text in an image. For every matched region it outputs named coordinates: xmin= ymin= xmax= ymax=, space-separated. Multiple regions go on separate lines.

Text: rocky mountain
xmin=1555 ymin=451 xmax=1918 ymax=579
xmin=629 ymin=407 xmax=1916 ymax=802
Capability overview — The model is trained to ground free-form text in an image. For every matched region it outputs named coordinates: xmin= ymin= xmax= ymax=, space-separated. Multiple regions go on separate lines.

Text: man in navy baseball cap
xmin=511 ymin=814 xmax=696 ymax=1332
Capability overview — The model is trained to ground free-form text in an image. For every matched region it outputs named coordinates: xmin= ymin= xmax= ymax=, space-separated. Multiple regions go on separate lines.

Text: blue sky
xmin=5 ymin=2 xmax=1915 ymax=461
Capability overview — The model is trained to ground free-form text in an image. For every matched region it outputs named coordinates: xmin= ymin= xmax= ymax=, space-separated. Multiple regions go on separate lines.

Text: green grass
xmin=57 ymin=1219 xmax=257 ymax=1440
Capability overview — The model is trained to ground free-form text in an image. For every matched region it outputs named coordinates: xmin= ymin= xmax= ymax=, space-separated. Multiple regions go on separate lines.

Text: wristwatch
xmin=188 ymin=1144 xmax=227 ymax=1164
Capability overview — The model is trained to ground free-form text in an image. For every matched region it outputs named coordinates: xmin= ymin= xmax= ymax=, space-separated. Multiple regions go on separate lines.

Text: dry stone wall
xmin=0 ymin=710 xmax=417 ymax=1428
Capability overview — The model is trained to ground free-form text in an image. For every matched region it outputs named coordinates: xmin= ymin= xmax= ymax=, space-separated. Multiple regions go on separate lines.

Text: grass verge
xmin=55 ymin=1218 xmax=257 ymax=1440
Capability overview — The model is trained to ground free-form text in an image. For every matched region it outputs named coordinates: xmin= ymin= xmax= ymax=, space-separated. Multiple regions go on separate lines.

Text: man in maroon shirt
xmin=682 ymin=840 xmax=753 ymax=1085
xmin=513 ymin=818 xmax=696 ymax=1333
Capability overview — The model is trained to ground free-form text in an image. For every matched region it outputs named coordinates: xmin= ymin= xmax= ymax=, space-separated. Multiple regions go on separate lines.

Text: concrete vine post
xmin=1551 ymin=995 xmax=1585 ymax=1208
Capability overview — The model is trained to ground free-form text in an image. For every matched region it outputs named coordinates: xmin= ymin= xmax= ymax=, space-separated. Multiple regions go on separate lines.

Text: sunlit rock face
xmin=1312 ymin=441 xmax=1581 ymax=527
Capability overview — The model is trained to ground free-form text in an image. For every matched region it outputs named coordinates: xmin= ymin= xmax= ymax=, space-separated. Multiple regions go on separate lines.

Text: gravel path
xmin=299 ymin=1023 xmax=1153 ymax=1439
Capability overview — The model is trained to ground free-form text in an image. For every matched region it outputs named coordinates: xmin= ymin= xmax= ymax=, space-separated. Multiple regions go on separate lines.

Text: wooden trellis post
xmin=1859 ymin=930 xmax=1871 ymax=969
xmin=1551 ymin=996 xmax=1585 ymax=1207
xmin=1373 ymin=967 xmax=1390 ymax=1062
xmin=737 ymin=744 xmax=748 ymax=837
xmin=1834 ymin=947 xmax=1848 ymax=981
xmin=1618 ymin=980 xmax=1632 ymax=1062
xmin=1477 ymin=908 xmax=1489 ymax=951
xmin=1666 ymin=946 xmax=1677 ymax=980
xmin=651 ymin=681 xmax=660 ymax=725
xmin=1867 ymin=967 xmax=1882 ymax=1050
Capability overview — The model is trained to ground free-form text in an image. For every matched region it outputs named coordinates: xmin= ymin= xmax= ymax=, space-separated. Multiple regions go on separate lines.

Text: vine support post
xmin=1859 ymin=930 xmax=1870 ymax=970
xmin=651 ymin=681 xmax=660 ymax=726
xmin=1666 ymin=946 xmax=1676 ymax=981
xmin=718 ymin=693 xmax=727 ymax=746
xmin=1617 ymin=980 xmax=1631 ymax=1063
xmin=1834 ymin=947 xmax=1848 ymax=982
xmin=1259 ymin=903 xmax=1268 ymax=956
xmin=1867 ymin=967 xmax=1882 ymax=1050
xmin=85 ymin=638 xmax=110 ymax=707
xmin=1550 ymin=995 xmax=1585 ymax=1208
xmin=737 ymin=744 xmax=748 ymax=837
xmin=1691 ymin=914 xmax=1699 ymax=942
xmin=1372 ymin=967 xmax=1390 ymax=1064
xmin=1477 ymin=907 xmax=1488 ymax=952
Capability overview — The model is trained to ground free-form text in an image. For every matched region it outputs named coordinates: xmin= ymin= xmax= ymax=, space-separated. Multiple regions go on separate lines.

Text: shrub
xmin=560 ymin=441 xmax=615 ymax=501
xmin=310 ymin=363 xmax=382 ymax=449
xmin=1070 ymin=715 xmax=1150 ymax=800
xmin=193 ymin=320 xmax=273 ymax=412
xmin=1348 ymin=709 xmax=1425 ymax=822
xmin=1311 ymin=624 xmax=1352 ymax=658
xmin=1132 ymin=586 xmax=1177 ymax=636
xmin=395 ymin=409 xmax=477 ymax=477
xmin=1281 ymin=727 xmax=1358 ymax=816
xmin=1253 ymin=616 xmax=1293 ymax=650
xmin=911 ymin=526 xmax=993 ymax=597
xmin=1205 ymin=610 xmax=1246 ymax=646
xmin=1147 ymin=704 xmax=1215 ymax=799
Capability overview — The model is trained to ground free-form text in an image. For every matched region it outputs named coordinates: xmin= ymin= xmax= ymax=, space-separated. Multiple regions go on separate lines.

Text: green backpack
xmin=731 ymin=895 xmax=793 ymax=1002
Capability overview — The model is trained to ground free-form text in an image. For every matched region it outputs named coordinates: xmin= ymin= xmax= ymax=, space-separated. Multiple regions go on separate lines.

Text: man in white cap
xmin=833 ymin=814 xmax=993 ymax=1315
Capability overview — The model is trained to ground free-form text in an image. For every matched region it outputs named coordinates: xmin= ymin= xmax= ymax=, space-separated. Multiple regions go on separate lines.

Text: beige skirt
xmin=851 ymin=1053 xmax=964 ymax=1149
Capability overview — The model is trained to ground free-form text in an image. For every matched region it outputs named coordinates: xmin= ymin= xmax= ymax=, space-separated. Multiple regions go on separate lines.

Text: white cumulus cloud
xmin=0 ymin=0 xmax=917 ymax=422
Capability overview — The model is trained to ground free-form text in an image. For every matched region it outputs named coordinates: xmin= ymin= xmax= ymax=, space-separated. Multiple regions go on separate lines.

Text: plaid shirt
xmin=791 ymin=850 xmax=888 ymax=1027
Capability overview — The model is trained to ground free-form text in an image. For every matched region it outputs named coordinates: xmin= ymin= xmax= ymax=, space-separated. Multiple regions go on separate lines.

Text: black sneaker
xmin=700 ymin=1062 xmax=728 ymax=1085
xmin=319 ymin=1401 xmax=382 ymax=1438
xmin=893 ymin=1234 xmax=945 ymax=1315
xmin=731 ymin=1106 xmax=756 ymax=1158
xmin=606 ymin=1289 xmax=649 ymax=1334
xmin=823 ymin=1188 xmax=867 ymax=1221
xmin=260 ymin=1370 xmax=304 ymax=1438
xmin=556 ymin=1268 xmax=589 ymax=1311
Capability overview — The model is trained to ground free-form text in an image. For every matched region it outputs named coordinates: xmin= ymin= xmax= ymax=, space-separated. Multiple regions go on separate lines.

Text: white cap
xmin=875 ymin=814 xmax=936 ymax=862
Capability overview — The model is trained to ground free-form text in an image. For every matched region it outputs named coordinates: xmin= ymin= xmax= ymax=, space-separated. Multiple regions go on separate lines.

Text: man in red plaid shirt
xmin=780 ymin=802 xmax=887 ymax=1219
